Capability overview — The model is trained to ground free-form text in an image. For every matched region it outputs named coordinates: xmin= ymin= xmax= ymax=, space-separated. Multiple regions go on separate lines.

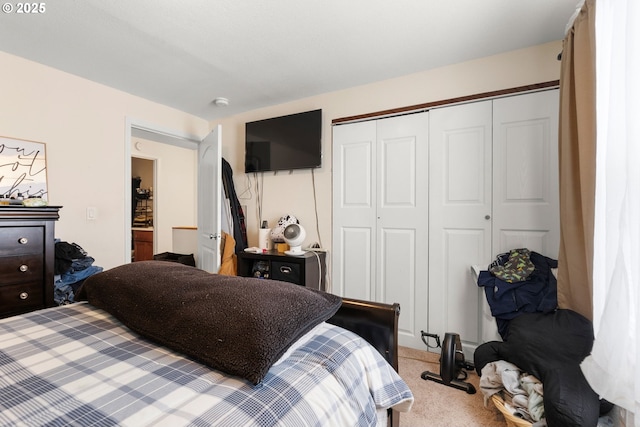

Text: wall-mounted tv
xmin=244 ymin=109 xmax=322 ymax=173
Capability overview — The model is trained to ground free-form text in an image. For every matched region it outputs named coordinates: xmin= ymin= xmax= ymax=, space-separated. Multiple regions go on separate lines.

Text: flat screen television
xmin=245 ymin=109 xmax=322 ymax=173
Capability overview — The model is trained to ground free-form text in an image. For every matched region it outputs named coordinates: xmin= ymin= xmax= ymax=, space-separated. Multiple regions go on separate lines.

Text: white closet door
xmin=332 ymin=120 xmax=377 ymax=300
xmin=492 ymin=90 xmax=560 ymax=258
xmin=332 ymin=112 xmax=429 ymax=349
xmin=428 ymin=100 xmax=493 ymax=358
xmin=376 ymin=113 xmax=429 ymax=349
xmin=333 ymin=88 xmax=559 ymax=355
xmin=428 ymin=89 xmax=560 ymax=358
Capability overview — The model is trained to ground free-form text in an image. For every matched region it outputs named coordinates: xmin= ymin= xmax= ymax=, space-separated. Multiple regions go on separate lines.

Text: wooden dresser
xmin=0 ymin=206 xmax=61 ymax=318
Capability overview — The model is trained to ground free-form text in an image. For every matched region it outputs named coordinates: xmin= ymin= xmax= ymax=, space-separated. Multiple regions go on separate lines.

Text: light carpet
xmin=398 ymin=346 xmax=508 ymax=427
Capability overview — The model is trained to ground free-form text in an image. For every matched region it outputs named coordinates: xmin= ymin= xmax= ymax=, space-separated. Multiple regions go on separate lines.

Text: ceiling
xmin=0 ymin=0 xmax=578 ymax=121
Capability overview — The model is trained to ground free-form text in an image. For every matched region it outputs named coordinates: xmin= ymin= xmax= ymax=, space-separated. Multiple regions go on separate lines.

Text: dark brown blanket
xmin=76 ymin=261 xmax=342 ymax=384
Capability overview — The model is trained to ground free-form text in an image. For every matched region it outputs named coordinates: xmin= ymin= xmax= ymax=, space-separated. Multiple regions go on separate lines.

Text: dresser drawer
xmin=0 ymin=206 xmax=61 ymax=317
xmin=0 ymin=226 xmax=44 ymax=256
xmin=0 ymin=282 xmax=44 ymax=314
xmin=271 ymin=261 xmax=302 ymax=285
xmin=0 ymin=255 xmax=44 ymax=285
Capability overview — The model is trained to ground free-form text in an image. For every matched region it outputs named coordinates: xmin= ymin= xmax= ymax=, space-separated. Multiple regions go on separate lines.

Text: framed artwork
xmin=0 ymin=136 xmax=48 ymax=200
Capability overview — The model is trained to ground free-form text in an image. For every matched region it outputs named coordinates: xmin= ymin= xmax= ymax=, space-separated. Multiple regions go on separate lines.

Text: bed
xmin=0 ymin=261 xmax=413 ymax=426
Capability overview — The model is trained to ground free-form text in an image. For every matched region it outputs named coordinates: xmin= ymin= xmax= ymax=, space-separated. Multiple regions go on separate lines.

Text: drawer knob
xmin=19 ymin=292 xmax=29 ymax=300
xmin=19 ymin=264 xmax=29 ymax=272
xmin=18 ymin=237 xmax=28 ymax=244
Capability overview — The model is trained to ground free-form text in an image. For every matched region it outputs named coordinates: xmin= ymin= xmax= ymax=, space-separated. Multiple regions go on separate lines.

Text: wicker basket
xmin=491 ymin=395 xmax=533 ymax=427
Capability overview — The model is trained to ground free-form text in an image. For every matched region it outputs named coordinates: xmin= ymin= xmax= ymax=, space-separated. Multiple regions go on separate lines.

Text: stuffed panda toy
xmin=270 ymin=215 xmax=299 ymax=243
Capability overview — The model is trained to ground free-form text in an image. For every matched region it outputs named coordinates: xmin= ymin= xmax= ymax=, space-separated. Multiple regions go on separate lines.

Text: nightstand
xmin=237 ymin=250 xmax=326 ymax=291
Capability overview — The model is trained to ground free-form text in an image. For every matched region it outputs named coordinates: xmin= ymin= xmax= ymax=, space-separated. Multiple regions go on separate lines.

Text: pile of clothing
xmin=479 ymin=360 xmax=545 ymax=425
xmin=474 ymin=249 xmax=610 ymax=427
xmin=476 ymin=248 xmax=558 ymax=339
xmin=474 ymin=306 xmax=606 ymax=427
xmin=54 ymin=240 xmax=103 ymax=305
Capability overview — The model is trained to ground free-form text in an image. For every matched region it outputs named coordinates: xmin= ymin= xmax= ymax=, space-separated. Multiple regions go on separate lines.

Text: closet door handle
xmin=485 ymin=215 xmax=491 ymax=220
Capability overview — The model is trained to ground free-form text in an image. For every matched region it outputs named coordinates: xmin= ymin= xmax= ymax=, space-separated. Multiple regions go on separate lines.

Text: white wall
xmin=0 ymin=51 xmax=208 ymax=269
xmin=0 ymin=41 xmax=561 ymax=271
xmin=213 ymin=41 xmax=563 ymax=257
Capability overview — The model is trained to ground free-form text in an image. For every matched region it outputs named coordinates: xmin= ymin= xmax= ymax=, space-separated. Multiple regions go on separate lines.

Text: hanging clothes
xmin=221 ymin=158 xmax=248 ymax=253
xmin=218 ymin=231 xmax=237 ymax=276
xmin=220 ymin=185 xmax=233 ymax=237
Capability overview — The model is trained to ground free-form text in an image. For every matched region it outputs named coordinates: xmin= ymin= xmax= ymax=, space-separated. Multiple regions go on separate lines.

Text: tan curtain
xmin=556 ymin=0 xmax=597 ymax=321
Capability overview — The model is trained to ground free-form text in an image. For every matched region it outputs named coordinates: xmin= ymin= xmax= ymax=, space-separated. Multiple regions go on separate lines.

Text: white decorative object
xmin=283 ymin=223 xmax=306 ymax=256
xmin=258 ymin=228 xmax=272 ymax=250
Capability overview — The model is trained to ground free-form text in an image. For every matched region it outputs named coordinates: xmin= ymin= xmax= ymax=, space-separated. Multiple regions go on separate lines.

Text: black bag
xmin=153 ymin=252 xmax=196 ymax=267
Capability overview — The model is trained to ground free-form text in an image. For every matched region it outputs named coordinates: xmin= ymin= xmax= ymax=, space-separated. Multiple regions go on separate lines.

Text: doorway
xmin=124 ymin=118 xmax=200 ymax=265
xmin=131 ymin=156 xmax=155 ymax=261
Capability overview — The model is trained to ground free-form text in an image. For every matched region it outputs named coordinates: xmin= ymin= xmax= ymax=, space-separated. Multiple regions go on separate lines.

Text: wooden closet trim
xmin=332 ymin=80 xmax=559 ymax=124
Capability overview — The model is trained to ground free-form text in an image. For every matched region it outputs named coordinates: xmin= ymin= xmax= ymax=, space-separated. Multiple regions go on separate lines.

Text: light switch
xmin=86 ymin=207 xmax=97 ymax=220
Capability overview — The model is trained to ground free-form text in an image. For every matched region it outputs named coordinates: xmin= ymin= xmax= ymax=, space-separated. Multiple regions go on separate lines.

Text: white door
xmin=376 ymin=114 xmax=429 ymax=349
xmin=428 ymin=89 xmax=560 ymax=358
xmin=332 ymin=120 xmax=377 ymax=300
xmin=332 ymin=112 xmax=429 ymax=349
xmin=197 ymin=125 xmax=222 ymax=273
xmin=492 ymin=90 xmax=560 ymax=258
xmin=428 ymin=100 xmax=493 ymax=358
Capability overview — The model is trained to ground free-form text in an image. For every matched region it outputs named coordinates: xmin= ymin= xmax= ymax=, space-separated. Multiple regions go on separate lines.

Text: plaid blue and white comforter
xmin=0 ymin=303 xmax=413 ymax=426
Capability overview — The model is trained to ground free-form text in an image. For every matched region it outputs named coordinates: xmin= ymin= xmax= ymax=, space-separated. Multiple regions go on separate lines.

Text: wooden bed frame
xmin=328 ymin=297 xmax=401 ymax=427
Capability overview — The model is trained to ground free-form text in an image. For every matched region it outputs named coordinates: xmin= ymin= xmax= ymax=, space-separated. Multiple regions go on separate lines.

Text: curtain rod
xmin=565 ymin=0 xmax=586 ymax=36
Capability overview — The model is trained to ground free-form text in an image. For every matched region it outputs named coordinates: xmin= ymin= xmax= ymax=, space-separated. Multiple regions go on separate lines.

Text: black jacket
xmin=474 ymin=309 xmax=600 ymax=427
xmin=222 ymin=158 xmax=247 ymax=253
xmin=477 ymin=251 xmax=558 ymax=339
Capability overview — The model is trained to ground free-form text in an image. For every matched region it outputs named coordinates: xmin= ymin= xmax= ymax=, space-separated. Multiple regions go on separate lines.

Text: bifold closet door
xmin=428 ymin=100 xmax=493 ymax=359
xmin=332 ymin=112 xmax=429 ymax=349
xmin=332 ymin=120 xmax=378 ymax=301
xmin=428 ymin=89 xmax=560 ymax=359
xmin=492 ymin=89 xmax=560 ymax=258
